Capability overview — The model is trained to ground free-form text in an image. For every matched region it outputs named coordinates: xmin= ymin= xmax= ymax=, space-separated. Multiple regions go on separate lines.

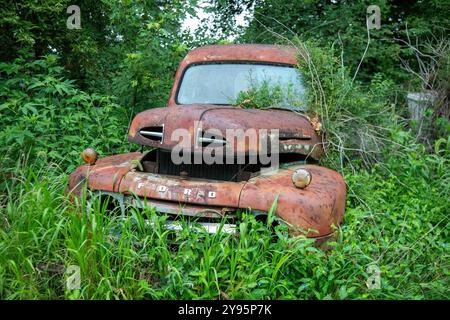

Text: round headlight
xmin=81 ymin=148 xmax=97 ymax=165
xmin=292 ymin=168 xmax=311 ymax=189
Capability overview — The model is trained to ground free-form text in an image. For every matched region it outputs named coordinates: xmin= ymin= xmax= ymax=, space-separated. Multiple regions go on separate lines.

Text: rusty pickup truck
xmin=68 ymin=44 xmax=346 ymax=240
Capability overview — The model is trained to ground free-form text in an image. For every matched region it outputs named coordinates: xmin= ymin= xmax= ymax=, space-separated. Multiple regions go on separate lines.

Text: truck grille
xmin=157 ymin=150 xmax=242 ymax=181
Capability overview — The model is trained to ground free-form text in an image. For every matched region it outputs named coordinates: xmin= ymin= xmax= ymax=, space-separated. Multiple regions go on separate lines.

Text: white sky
xmin=181 ymin=1 xmax=253 ymax=40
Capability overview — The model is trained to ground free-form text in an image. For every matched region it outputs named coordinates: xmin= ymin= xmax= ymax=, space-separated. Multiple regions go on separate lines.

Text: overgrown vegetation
xmin=0 ymin=138 xmax=448 ymax=299
xmin=235 ymin=80 xmax=306 ymax=110
xmin=294 ymin=38 xmax=399 ymax=169
xmin=0 ymin=54 xmax=131 ymax=192
xmin=0 ymin=0 xmax=449 ymax=300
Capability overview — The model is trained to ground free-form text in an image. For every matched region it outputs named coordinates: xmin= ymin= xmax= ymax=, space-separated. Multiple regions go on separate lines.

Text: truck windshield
xmin=177 ymin=63 xmax=306 ymax=109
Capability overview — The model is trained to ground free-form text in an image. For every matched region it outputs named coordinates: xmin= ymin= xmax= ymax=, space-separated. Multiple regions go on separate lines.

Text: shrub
xmin=289 ymin=38 xmax=402 ymax=171
xmin=235 ymin=80 xmax=306 ymax=110
xmin=0 ymin=54 xmax=131 ymax=192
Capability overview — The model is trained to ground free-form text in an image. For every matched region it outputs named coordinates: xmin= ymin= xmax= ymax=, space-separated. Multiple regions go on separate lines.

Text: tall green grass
xmin=0 ymin=141 xmax=448 ymax=299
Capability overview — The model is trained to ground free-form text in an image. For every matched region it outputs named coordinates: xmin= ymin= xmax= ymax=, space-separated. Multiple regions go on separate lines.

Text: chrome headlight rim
xmin=291 ymin=168 xmax=312 ymax=189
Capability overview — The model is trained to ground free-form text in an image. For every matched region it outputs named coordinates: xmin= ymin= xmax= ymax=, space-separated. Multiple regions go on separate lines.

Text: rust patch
xmin=239 ymin=165 xmax=346 ymax=237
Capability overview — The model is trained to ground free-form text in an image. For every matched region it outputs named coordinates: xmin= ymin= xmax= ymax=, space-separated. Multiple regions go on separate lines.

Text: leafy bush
xmin=0 ymin=54 xmax=131 ymax=189
xmin=291 ymin=38 xmax=400 ymax=170
xmin=235 ymin=80 xmax=306 ymax=110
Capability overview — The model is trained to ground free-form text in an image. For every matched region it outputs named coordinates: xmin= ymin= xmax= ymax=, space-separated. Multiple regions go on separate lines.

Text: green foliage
xmin=208 ymin=0 xmax=449 ymax=83
xmin=0 ymin=0 xmax=191 ymax=112
xmin=0 ymin=54 xmax=130 ymax=183
xmin=292 ymin=38 xmax=399 ymax=169
xmin=83 ymin=0 xmax=191 ymax=111
xmin=235 ymin=80 xmax=306 ymax=110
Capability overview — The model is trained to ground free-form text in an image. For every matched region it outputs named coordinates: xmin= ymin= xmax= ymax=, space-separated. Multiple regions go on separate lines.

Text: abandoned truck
xmin=68 ymin=44 xmax=346 ymax=240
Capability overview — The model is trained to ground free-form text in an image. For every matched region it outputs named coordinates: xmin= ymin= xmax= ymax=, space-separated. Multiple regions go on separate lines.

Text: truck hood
xmin=128 ymin=105 xmax=323 ymax=159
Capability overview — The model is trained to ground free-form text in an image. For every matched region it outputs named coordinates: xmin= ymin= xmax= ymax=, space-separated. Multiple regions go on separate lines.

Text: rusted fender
xmin=67 ymin=152 xmax=142 ymax=197
xmin=239 ymin=164 xmax=346 ymax=237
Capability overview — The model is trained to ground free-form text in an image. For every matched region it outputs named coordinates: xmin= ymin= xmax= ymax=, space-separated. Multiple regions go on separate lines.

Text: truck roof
xmin=182 ymin=44 xmax=298 ymax=66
